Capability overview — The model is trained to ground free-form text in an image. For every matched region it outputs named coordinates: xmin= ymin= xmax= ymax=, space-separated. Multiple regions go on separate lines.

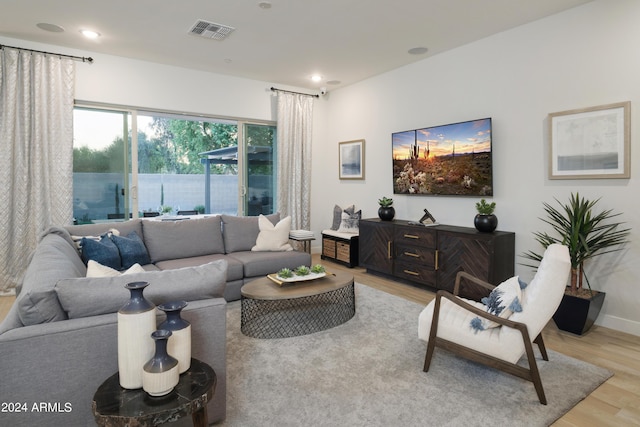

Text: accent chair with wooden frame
xmin=418 ymin=244 xmax=571 ymax=405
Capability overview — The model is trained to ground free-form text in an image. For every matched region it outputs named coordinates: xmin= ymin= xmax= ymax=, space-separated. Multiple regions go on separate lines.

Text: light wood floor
xmin=1 ymin=256 xmax=638 ymax=426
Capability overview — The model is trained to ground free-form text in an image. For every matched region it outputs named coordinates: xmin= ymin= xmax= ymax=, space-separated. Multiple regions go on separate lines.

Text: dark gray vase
xmin=474 ymin=214 xmax=498 ymax=232
xmin=378 ymin=206 xmax=395 ymax=221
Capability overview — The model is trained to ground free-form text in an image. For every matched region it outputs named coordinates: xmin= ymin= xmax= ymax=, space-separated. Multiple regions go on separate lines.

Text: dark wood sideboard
xmin=359 ymin=218 xmax=515 ymax=301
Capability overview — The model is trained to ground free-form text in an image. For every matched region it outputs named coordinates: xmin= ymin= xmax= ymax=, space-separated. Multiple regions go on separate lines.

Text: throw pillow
xmin=222 ymin=213 xmax=281 ymax=253
xmin=86 ymin=260 xmax=146 ymax=278
xmin=331 ymin=204 xmax=355 ymax=230
xmin=337 ymin=209 xmax=361 ymax=234
xmin=81 ymin=234 xmax=121 ymax=270
xmin=110 ymin=231 xmax=151 ymax=269
xmin=470 ymin=276 xmax=523 ymax=332
xmin=252 ymin=215 xmax=293 ymax=251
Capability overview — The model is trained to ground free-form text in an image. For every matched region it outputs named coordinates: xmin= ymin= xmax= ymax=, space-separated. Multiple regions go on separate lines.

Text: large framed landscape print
xmin=392 ymin=118 xmax=493 ymax=196
xmin=548 ymin=101 xmax=630 ymax=179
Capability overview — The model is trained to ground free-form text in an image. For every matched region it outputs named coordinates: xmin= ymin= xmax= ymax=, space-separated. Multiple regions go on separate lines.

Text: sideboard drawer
xmin=395 ymin=243 xmax=435 ymax=266
xmin=394 ymin=261 xmax=436 ymax=285
xmin=394 ymin=226 xmax=436 ymax=247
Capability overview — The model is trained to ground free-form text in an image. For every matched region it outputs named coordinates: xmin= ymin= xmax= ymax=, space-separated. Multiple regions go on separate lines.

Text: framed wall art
xmin=548 ymin=101 xmax=630 ymax=179
xmin=339 ymin=139 xmax=365 ymax=180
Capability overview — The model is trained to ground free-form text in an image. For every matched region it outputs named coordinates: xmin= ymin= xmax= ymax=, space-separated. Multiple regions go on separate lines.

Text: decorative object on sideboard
xmin=142 ymin=330 xmax=180 ymax=396
xmin=474 ymin=199 xmax=497 ymax=232
xmin=158 ymin=300 xmax=192 ymax=374
xmin=117 ymin=281 xmax=156 ymax=389
xmin=521 ymin=192 xmax=630 ymax=335
xmin=378 ymin=196 xmax=395 ymax=221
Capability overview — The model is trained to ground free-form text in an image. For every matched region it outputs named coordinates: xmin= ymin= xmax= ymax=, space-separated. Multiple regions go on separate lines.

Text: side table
xmin=92 ymin=358 xmax=216 ymax=427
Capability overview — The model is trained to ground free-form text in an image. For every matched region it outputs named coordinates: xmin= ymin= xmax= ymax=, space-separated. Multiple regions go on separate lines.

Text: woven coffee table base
xmin=241 ymin=282 xmax=355 ymax=338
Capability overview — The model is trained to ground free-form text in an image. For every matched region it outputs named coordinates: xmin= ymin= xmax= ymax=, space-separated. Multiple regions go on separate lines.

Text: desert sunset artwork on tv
xmin=392 ymin=118 xmax=493 ymax=196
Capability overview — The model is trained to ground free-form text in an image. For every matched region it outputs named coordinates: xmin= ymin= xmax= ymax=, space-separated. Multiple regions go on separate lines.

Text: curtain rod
xmin=270 ymin=87 xmax=319 ymax=98
xmin=0 ymin=44 xmax=93 ymax=63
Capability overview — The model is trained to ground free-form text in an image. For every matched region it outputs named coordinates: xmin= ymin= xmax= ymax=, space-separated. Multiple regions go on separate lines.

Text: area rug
xmin=219 ymin=283 xmax=612 ymax=427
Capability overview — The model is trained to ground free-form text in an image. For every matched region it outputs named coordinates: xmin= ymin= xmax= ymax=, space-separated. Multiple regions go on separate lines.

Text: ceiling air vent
xmin=189 ymin=20 xmax=235 ymax=41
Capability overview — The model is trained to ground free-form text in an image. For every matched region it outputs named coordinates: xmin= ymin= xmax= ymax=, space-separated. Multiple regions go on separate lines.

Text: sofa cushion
xmin=55 ymin=260 xmax=228 ymax=319
xmin=16 ymin=232 xmax=87 ymax=326
xmin=155 ymin=254 xmax=244 ymax=282
xmin=110 ymin=231 xmax=151 ymax=268
xmin=252 ymin=215 xmax=293 ymax=251
xmin=81 ymin=235 xmax=121 ymax=270
xmin=142 ymin=216 xmax=224 ymax=263
xmin=221 ymin=213 xmax=280 ymax=253
xmin=227 ymin=250 xmax=311 ymax=278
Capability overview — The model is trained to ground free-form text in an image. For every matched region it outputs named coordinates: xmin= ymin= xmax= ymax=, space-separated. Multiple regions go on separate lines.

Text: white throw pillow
xmin=337 ymin=210 xmax=360 ymax=234
xmin=86 ymin=260 xmax=146 ymax=278
xmin=470 ymin=275 xmax=523 ymax=332
xmin=252 ymin=215 xmax=293 ymax=252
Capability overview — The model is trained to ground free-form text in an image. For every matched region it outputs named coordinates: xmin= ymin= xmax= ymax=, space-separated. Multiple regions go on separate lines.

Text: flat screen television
xmin=392 ymin=117 xmax=493 ymax=196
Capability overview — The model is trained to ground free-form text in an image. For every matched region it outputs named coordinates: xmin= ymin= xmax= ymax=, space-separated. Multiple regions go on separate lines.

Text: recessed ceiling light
xmin=80 ymin=29 xmax=101 ymax=39
xmin=311 ymin=75 xmax=323 ymax=82
xmin=36 ymin=23 xmax=65 ymax=33
xmin=258 ymin=2 xmax=272 ymax=9
xmin=408 ymin=47 xmax=428 ymax=55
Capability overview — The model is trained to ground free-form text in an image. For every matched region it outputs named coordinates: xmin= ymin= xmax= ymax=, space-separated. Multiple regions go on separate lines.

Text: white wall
xmin=311 ymin=0 xmax=640 ymax=336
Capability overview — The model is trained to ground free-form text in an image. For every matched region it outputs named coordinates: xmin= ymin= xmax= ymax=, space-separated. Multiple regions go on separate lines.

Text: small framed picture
xmin=339 ymin=139 xmax=365 ymax=180
xmin=548 ymin=101 xmax=630 ymax=179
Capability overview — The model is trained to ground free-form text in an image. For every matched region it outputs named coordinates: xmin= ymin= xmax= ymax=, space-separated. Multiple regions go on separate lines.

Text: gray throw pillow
xmin=110 ymin=231 xmax=151 ymax=269
xmin=55 ymin=260 xmax=228 ymax=319
xmin=221 ymin=213 xmax=280 ymax=253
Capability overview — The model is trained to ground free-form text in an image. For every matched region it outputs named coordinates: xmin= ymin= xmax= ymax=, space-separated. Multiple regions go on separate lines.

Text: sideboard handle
xmin=403 ymin=251 xmax=420 ymax=258
xmin=403 ymin=234 xmax=419 ymax=239
xmin=387 ymin=241 xmax=392 ymax=259
xmin=435 ymin=250 xmax=439 ymax=271
xmin=403 ymin=270 xmax=420 ymax=276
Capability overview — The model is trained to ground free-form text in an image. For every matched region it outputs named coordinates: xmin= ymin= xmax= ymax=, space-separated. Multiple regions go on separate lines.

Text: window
xmin=72 ymin=105 xmax=276 ymax=223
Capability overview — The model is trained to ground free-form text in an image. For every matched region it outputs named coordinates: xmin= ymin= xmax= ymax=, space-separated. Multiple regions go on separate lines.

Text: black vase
xmin=474 ymin=214 xmax=498 ymax=232
xmin=378 ymin=206 xmax=395 ymax=221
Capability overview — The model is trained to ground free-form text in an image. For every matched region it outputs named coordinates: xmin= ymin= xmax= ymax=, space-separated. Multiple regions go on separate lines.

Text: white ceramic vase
xmin=117 ymin=281 xmax=156 ymax=389
xmin=142 ymin=329 xmax=180 ymax=396
xmin=158 ymin=300 xmax=191 ymax=373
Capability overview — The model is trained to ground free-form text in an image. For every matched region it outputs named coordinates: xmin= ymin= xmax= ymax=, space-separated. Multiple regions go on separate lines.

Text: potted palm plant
xmin=522 ymin=192 xmax=630 ymax=335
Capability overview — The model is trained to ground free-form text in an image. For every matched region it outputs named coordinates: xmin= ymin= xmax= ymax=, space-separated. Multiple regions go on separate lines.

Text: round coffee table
xmin=240 ymin=271 xmax=355 ymax=338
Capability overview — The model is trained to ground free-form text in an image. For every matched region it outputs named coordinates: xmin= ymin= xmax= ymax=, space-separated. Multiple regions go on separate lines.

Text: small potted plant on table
xmin=378 ymin=197 xmax=395 ymax=221
xmin=474 ymin=199 xmax=497 ymax=232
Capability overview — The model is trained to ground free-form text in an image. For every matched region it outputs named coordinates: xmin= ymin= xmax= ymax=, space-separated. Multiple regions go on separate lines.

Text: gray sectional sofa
xmin=0 ymin=213 xmax=311 ymax=427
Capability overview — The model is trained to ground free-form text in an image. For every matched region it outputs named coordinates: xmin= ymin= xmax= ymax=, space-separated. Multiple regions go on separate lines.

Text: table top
xmin=241 ymin=270 xmax=354 ymax=301
xmin=92 ymin=358 xmax=216 ymax=426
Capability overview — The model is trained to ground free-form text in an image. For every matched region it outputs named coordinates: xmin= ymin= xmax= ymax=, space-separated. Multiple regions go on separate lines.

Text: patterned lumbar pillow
xmin=470 ymin=276 xmax=523 ymax=332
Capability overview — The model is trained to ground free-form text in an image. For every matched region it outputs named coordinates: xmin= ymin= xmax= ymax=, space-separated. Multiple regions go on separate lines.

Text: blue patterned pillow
xmin=470 ymin=276 xmax=523 ymax=332
xmin=110 ymin=231 xmax=151 ymax=269
xmin=81 ymin=235 xmax=121 ymax=270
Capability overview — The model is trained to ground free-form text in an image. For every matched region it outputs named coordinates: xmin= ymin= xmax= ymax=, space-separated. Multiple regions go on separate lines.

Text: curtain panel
xmin=0 ymin=48 xmax=75 ymax=292
xmin=276 ymin=92 xmax=314 ymax=233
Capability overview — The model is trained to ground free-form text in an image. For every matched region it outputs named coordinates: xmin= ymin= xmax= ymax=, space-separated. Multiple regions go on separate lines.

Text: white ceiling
xmin=1 ymin=0 xmax=592 ymax=91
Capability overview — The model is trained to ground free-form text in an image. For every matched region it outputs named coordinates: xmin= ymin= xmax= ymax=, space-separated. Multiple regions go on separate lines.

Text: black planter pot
xmin=552 ymin=290 xmax=605 ymax=335
xmin=474 ymin=214 xmax=498 ymax=232
xmin=378 ymin=206 xmax=395 ymax=221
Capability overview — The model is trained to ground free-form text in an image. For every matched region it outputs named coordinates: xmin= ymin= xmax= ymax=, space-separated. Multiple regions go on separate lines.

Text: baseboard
xmin=0 ymin=288 xmax=16 ymax=297
xmin=597 ymin=314 xmax=640 ymax=337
